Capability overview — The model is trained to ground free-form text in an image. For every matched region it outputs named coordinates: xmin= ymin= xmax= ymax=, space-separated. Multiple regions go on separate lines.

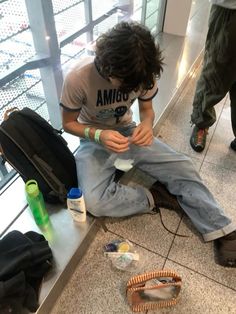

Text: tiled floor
xmin=50 ymin=64 xmax=236 ymax=314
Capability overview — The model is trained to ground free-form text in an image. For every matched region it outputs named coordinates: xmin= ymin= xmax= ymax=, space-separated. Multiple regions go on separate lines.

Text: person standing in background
xmin=190 ymin=0 xmax=236 ymax=152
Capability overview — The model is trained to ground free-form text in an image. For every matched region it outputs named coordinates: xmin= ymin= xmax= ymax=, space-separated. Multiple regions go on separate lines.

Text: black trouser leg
xmin=229 ymin=82 xmax=236 ymax=138
xmin=191 ymin=6 xmax=236 ymax=129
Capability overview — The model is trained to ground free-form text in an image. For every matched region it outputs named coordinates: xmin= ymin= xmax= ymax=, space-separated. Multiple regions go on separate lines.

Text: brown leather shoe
xmin=190 ymin=126 xmax=208 ymax=152
xmin=214 ymin=231 xmax=236 ymax=267
xmin=150 ymin=181 xmax=182 ymax=212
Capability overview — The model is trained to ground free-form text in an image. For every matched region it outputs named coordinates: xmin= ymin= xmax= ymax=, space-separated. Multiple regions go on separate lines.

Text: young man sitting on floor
xmin=60 ymin=22 xmax=236 ymax=267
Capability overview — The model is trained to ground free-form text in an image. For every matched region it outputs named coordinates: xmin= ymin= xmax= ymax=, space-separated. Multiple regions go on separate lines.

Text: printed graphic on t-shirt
xmin=96 ymin=89 xmax=129 ymax=106
xmin=96 ymin=106 xmax=128 ymax=123
xmin=96 ymin=88 xmax=133 ymax=123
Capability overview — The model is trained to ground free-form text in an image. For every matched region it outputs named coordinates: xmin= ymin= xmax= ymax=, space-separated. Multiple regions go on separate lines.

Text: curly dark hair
xmin=95 ymin=22 xmax=164 ymax=93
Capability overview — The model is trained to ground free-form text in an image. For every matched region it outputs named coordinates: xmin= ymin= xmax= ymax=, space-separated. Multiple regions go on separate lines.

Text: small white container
xmin=67 ymin=188 xmax=86 ymax=222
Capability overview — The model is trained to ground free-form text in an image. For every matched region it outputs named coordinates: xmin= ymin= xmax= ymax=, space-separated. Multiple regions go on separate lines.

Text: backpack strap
xmin=3 ymin=107 xmax=19 ymax=121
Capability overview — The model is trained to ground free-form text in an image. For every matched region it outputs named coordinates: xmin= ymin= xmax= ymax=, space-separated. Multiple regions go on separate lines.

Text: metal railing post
xmin=25 ymin=0 xmax=63 ymax=129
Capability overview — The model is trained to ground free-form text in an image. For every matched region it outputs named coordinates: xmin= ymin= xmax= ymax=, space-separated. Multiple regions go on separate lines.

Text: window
xmin=0 ymin=0 xmax=166 ymax=234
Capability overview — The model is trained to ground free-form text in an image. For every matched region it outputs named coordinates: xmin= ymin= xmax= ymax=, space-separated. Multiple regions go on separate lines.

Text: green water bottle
xmin=25 ymin=179 xmax=49 ymax=226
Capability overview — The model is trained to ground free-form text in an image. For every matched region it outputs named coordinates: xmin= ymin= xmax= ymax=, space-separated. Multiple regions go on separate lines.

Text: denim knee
xmin=83 ymin=194 xmax=105 ymax=217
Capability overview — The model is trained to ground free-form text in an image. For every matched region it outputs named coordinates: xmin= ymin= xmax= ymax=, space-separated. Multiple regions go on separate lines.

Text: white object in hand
xmin=114 ymin=158 xmax=134 ymax=172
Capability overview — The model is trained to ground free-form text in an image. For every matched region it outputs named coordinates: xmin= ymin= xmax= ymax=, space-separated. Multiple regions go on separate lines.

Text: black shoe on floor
xmin=214 ymin=231 xmax=236 ymax=267
xmin=230 ymin=138 xmax=236 ymax=151
xmin=150 ymin=181 xmax=182 ymax=212
xmin=190 ymin=126 xmax=208 ymax=152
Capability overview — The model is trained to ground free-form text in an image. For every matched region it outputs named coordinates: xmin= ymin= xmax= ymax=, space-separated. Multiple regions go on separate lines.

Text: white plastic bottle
xmin=67 ymin=187 xmax=87 ymax=222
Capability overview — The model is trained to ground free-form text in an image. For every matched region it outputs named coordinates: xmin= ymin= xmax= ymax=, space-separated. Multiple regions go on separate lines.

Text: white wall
xmin=163 ymin=0 xmax=193 ymax=36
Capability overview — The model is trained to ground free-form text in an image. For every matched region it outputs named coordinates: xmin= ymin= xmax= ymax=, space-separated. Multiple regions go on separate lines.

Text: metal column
xmin=25 ymin=0 xmax=63 ymax=129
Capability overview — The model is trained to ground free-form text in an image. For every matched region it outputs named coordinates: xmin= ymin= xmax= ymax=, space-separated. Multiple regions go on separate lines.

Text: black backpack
xmin=0 ymin=107 xmax=78 ymax=203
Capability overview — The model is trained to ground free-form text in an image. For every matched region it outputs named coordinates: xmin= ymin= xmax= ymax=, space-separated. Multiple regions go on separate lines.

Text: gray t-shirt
xmin=210 ymin=0 xmax=236 ymax=9
xmin=60 ymin=56 xmax=158 ymax=129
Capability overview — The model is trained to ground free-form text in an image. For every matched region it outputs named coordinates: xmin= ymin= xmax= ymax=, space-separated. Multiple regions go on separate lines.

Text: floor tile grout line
xmin=163 ymin=213 xmax=185 ymax=268
xmin=165 ymin=257 xmax=236 ymax=292
xmin=198 ymin=95 xmax=230 ymax=170
xmin=104 ymin=211 xmax=189 ymax=266
xmin=103 ymin=229 xmax=236 ymax=293
xmin=199 ymin=158 xmax=236 ymax=174
xmin=105 ymin=228 xmax=171 ymax=262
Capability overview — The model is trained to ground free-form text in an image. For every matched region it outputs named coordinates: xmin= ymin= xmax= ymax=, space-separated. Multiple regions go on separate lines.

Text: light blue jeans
xmin=75 ymin=126 xmax=236 ymax=241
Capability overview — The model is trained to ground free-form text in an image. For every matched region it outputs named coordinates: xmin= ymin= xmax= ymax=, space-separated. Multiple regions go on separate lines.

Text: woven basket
xmin=126 ymin=269 xmax=182 ymax=312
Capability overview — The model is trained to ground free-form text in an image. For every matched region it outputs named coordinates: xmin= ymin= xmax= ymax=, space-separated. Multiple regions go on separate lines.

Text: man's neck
xmin=94 ymin=57 xmax=108 ymax=80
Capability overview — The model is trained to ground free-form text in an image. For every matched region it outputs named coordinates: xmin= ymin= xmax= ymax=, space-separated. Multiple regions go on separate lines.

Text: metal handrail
xmin=0 ymin=54 xmax=50 ymax=88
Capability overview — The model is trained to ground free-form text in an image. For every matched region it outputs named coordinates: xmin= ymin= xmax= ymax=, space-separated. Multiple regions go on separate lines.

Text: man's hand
xmin=100 ymin=130 xmax=129 ymax=153
xmin=130 ymin=120 xmax=153 ymax=146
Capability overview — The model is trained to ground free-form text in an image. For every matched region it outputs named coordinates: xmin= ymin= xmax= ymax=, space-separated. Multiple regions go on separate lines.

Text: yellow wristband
xmin=94 ymin=129 xmax=102 ymax=143
xmin=84 ymin=127 xmax=90 ymax=139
